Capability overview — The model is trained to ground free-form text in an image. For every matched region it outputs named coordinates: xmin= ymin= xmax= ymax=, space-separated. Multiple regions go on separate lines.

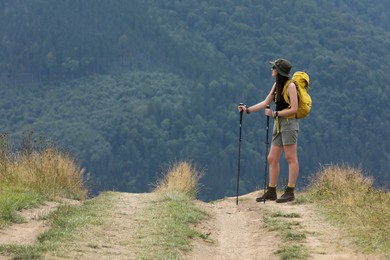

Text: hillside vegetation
xmin=307 ymin=165 xmax=390 ymax=254
xmin=0 ymin=1 xmax=389 ymax=200
xmin=0 ymin=134 xmax=87 ymax=229
xmin=0 ymin=160 xmax=388 ymax=259
xmin=0 ymin=158 xmax=206 ymax=259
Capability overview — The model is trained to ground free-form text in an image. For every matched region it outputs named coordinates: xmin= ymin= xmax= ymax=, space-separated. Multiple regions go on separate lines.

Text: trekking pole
xmin=236 ymin=103 xmax=244 ymax=205
xmin=263 ymin=105 xmax=270 ymax=204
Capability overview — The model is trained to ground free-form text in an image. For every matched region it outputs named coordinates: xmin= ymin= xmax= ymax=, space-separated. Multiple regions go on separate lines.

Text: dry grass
xmin=0 ymin=132 xmax=88 ymax=253
xmin=154 ymin=161 xmax=202 ymax=199
xmin=135 ymin=161 xmax=207 ymax=259
xmin=307 ymin=164 xmax=390 ymax=255
xmin=0 ymin=133 xmax=87 ymax=200
xmin=7 ymin=149 xmax=87 ymax=200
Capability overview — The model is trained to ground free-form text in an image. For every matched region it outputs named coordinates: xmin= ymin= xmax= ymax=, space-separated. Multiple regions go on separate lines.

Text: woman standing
xmin=238 ymin=58 xmax=299 ymax=203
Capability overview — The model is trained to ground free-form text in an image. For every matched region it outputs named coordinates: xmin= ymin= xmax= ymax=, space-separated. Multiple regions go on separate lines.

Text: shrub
xmin=154 ymin=161 xmax=202 ymax=199
xmin=307 ymin=164 xmax=390 ymax=254
xmin=0 ymin=133 xmax=87 ymax=200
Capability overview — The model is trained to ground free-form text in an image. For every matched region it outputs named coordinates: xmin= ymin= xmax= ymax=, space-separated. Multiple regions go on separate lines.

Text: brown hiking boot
xmin=256 ymin=187 xmax=277 ymax=202
xmin=276 ymin=187 xmax=295 ymax=203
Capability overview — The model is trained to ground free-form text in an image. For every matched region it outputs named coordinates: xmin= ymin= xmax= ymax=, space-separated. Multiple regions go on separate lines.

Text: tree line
xmin=0 ymin=0 xmax=389 ymax=200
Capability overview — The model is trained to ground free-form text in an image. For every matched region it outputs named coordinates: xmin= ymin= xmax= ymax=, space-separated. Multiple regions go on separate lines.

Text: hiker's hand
xmin=265 ymin=108 xmax=273 ymax=117
xmin=238 ymin=104 xmax=246 ymax=113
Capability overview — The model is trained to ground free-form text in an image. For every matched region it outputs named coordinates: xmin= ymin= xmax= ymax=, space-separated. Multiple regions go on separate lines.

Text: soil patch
xmin=188 ymin=191 xmax=382 ymax=260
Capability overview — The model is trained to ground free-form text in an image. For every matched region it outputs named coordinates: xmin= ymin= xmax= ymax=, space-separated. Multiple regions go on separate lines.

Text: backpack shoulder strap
xmin=282 ymin=79 xmax=294 ymax=104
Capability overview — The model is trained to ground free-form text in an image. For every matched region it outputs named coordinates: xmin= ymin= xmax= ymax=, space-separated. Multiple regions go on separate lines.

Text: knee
xmin=268 ymin=154 xmax=278 ymax=165
xmin=285 ymin=155 xmax=298 ymax=165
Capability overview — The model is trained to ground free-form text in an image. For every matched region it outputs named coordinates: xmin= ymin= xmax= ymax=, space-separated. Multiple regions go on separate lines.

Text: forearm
xmin=244 ymin=84 xmax=275 ymax=114
xmin=246 ymin=101 xmax=268 ymax=113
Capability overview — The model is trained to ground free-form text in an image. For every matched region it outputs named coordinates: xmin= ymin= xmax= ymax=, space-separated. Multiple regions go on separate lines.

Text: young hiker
xmin=238 ymin=58 xmax=299 ymax=203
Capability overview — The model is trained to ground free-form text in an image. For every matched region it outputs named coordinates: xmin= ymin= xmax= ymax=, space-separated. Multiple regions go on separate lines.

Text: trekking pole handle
xmin=239 ymin=103 xmax=244 ymax=124
xmin=266 ymin=105 xmax=270 ymax=126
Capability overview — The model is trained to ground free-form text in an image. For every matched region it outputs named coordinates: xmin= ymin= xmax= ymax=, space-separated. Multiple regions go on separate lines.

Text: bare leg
xmin=283 ymin=144 xmax=299 ymax=185
xmin=256 ymin=144 xmax=284 ymax=202
xmin=268 ymin=145 xmax=284 ymax=185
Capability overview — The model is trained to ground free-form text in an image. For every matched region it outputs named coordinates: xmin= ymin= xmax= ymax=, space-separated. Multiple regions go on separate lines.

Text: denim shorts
xmin=272 ymin=117 xmax=299 ymax=146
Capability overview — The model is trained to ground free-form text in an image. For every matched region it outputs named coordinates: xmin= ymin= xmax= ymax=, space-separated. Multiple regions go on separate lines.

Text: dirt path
xmin=0 ymin=201 xmax=59 ymax=246
xmin=0 ymin=191 xmax=385 ymax=259
xmin=188 ymin=192 xmax=381 ymax=260
xmin=43 ymin=192 xmax=150 ymax=259
xmin=0 ymin=198 xmax=82 ymax=260
xmin=189 ymin=195 xmax=279 ymax=260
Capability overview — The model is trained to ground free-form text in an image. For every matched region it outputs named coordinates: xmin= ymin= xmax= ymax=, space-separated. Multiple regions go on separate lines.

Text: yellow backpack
xmin=282 ymin=71 xmax=311 ymax=119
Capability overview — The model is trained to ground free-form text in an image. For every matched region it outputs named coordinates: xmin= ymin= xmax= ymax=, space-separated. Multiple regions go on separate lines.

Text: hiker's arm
xmin=242 ymin=83 xmax=275 ymax=113
xmin=278 ymin=82 xmax=298 ymax=117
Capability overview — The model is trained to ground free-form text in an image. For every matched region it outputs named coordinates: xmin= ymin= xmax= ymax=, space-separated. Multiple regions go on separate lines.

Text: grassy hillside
xmin=0 ymin=135 xmax=87 ymax=229
xmin=307 ymin=165 xmax=390 ymax=254
xmin=0 ymin=159 xmax=206 ymax=259
xmin=0 ymin=1 xmax=389 ymax=200
xmin=0 ymin=160 xmax=388 ymax=259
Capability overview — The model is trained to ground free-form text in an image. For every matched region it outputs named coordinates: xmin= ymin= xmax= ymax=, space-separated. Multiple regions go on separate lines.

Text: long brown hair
xmin=274 ymin=74 xmax=289 ymax=102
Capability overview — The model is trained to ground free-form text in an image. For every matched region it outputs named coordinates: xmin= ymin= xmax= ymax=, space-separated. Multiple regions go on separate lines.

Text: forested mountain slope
xmin=0 ymin=0 xmax=389 ymax=200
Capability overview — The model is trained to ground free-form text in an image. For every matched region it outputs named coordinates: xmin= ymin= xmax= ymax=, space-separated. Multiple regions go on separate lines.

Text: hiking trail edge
xmin=0 ymin=192 xmax=385 ymax=259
